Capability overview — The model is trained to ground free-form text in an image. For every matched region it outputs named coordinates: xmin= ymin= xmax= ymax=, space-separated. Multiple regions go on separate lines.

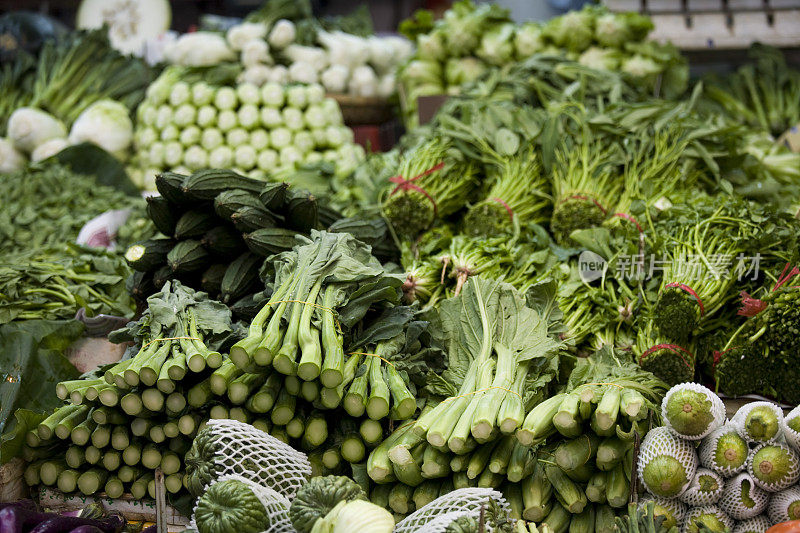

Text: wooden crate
xmin=603 ymin=0 xmax=800 ymax=49
xmin=0 ymin=458 xmax=27 ymax=503
xmin=39 ymin=487 xmax=190 ymax=532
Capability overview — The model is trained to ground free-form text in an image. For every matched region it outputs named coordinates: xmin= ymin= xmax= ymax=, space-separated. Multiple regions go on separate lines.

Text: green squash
xmin=289 ymin=475 xmax=367 ymax=533
xmin=194 ymin=479 xmax=270 ymax=533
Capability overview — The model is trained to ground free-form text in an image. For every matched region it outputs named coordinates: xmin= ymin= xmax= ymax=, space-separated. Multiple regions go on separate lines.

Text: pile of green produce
xmin=638 ymin=384 xmax=800 ymax=533
xmin=0 ymin=28 xmax=156 ymax=170
xmin=0 ymin=244 xmax=134 ymax=325
xmin=19 ymin=233 xmax=430 ymax=504
xmin=702 ymin=45 xmax=800 ymax=138
xmin=362 ymin=279 xmax=666 ymax=527
xmin=166 ymin=0 xmax=413 ymax=100
xmin=0 ymin=162 xmax=147 ymax=255
xmin=21 ymin=281 xmax=237 ymax=501
xmin=398 ymin=1 xmax=687 ymax=127
xmin=130 ymin=68 xmax=364 ymax=190
xmin=125 ymin=168 xmax=352 ymax=319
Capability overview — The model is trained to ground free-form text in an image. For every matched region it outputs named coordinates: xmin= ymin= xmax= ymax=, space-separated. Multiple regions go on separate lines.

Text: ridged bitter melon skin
xmin=194 ymin=479 xmax=270 ymax=533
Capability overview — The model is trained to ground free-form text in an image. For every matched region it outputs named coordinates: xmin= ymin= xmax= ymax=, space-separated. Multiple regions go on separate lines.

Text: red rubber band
xmin=389 ymin=162 xmax=445 ymax=214
xmin=560 ymin=194 xmax=608 ymax=215
xmin=491 ymin=197 xmax=514 ymax=220
xmin=712 ymin=346 xmax=739 ymax=370
xmin=639 ymin=343 xmax=694 ymax=370
xmin=773 ymin=263 xmax=799 ymax=292
xmin=665 ymin=282 xmax=706 ymax=316
xmin=612 ymin=212 xmax=643 ymax=233
xmin=738 ymin=290 xmax=768 ymax=317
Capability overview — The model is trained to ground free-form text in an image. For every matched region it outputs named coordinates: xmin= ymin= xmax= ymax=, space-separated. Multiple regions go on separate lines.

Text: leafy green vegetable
xmin=0 ymin=244 xmax=134 ymax=324
xmin=0 ymin=319 xmax=84 ymax=439
xmin=0 ymin=163 xmax=147 ymax=255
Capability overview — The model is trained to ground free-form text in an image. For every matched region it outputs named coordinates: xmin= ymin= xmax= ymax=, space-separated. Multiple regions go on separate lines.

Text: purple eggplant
xmin=67 ymin=527 xmax=105 ymax=533
xmin=27 ymin=513 xmax=126 ymax=533
xmin=0 ymin=506 xmax=49 ymax=533
xmin=0 ymin=500 xmax=37 ymax=512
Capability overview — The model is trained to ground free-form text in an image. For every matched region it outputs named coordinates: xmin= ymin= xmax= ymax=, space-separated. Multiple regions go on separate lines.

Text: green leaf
xmin=51 ymin=142 xmax=139 ymax=196
xmin=0 ymin=319 xmax=84 ymax=438
xmin=0 ymin=409 xmax=47 ymax=464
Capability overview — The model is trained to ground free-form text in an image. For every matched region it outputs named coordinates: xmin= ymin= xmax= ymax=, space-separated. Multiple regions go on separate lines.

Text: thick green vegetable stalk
xmin=382 ymin=137 xmax=480 ymax=238
xmin=230 ymin=231 xmax=403 ymax=387
xmin=413 ymin=278 xmax=562 ymax=452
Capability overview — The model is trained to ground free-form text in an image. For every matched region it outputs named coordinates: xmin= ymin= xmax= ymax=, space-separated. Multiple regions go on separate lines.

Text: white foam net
xmin=717 ymin=472 xmax=769 ymax=520
xmin=732 ymin=402 xmax=784 ymax=444
xmin=733 ymin=515 xmax=772 ymax=533
xmin=767 ymin=485 xmax=800 ymax=523
xmin=202 ymin=419 xmax=311 ymax=499
xmin=699 ymin=424 xmax=749 ymax=477
xmin=638 ymin=427 xmax=698 ymax=498
xmin=782 ymin=405 xmax=800 ymax=452
xmin=679 ymin=468 xmax=724 ymax=506
xmin=747 ymin=442 xmax=800 ymax=492
xmin=682 ymin=505 xmax=734 ymax=533
xmin=640 ymin=494 xmax=688 ymax=525
xmin=394 ymin=488 xmax=510 ymax=533
xmin=662 ymin=383 xmax=725 ymax=441
xmin=189 ymin=474 xmax=294 ymax=533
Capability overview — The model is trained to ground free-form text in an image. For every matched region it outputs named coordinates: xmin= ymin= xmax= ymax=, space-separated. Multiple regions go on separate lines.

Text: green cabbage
xmin=445 ymin=57 xmax=488 ymax=86
xmin=544 ymin=9 xmax=595 ymax=53
xmin=477 ymin=23 xmax=515 ymax=66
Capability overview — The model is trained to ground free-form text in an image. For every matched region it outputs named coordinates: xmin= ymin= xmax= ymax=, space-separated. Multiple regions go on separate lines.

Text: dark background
xmin=0 ymin=0 xmax=455 ymax=33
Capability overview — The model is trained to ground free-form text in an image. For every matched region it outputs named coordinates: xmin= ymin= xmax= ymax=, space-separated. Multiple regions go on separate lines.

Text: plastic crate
xmin=603 ymin=0 xmax=800 ymax=49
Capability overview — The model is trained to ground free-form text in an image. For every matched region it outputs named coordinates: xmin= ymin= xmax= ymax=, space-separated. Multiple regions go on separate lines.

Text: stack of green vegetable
xmin=362 ymin=277 xmax=666 ymax=527
xmin=130 ymin=67 xmax=364 ymax=191
xmin=0 ymin=28 xmax=156 ymax=170
xmin=0 ymin=162 xmax=146 ymax=255
xmin=0 ymin=243 xmax=134 ymax=325
xmin=124 ymin=168 xmax=344 ymax=318
xmin=638 ymin=384 xmax=800 ymax=533
xmin=20 ymin=280 xmax=236 ymax=501
xmin=397 ymin=1 xmax=687 ymax=127
xmin=19 ymin=232 xmax=427 ymax=503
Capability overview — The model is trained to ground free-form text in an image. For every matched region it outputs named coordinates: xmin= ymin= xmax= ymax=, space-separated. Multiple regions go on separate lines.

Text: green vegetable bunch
xmin=21 ymin=280 xmax=238 ymax=500
xmin=397 ymin=2 xmax=686 ymax=128
xmin=0 ymin=163 xmax=146 ymax=255
xmin=702 ymin=44 xmax=800 ymax=138
xmin=131 ymin=68 xmax=363 ymax=191
xmin=0 ymin=28 xmax=155 ymax=136
xmin=381 ymin=136 xmax=480 ymax=238
xmin=0 ymin=243 xmax=134 ymax=325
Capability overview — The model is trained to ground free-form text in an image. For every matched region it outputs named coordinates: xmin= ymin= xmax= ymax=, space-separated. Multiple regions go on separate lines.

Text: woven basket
xmin=328 ymin=94 xmax=394 ymax=125
xmin=0 ymin=458 xmax=27 ymax=502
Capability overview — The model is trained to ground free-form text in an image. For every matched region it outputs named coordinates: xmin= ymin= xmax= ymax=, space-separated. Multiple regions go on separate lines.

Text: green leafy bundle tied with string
xmin=715 ymin=264 xmax=800 ymax=403
xmin=651 ymin=195 xmax=791 ymax=345
xmin=545 ymin=105 xmax=623 ymax=244
xmin=229 ymin=231 xmax=404 ymax=396
xmin=634 ymin=321 xmax=696 ymax=387
xmin=382 ymin=137 xmax=480 ymax=238
xmin=462 ymin=150 xmax=551 ymax=237
xmin=412 ymin=277 xmax=563 ymax=453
